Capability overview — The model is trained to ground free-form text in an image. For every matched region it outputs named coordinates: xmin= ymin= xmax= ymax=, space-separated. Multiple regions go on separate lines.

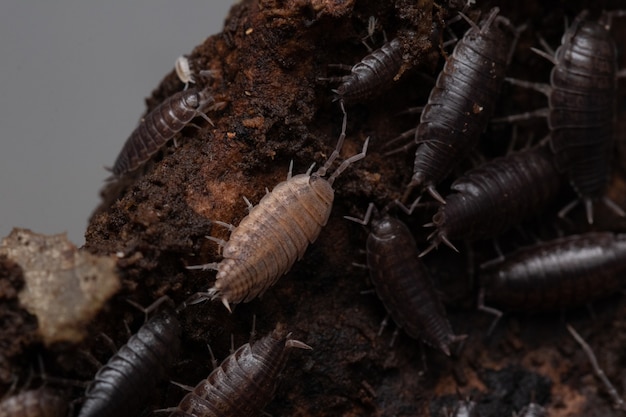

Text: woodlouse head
xmin=309 ymin=174 xmax=335 ymax=214
xmin=370 ymin=216 xmax=404 ymax=241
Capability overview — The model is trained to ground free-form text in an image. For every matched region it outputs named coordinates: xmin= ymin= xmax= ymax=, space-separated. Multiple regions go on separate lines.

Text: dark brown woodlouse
xmin=0 ymin=388 xmax=67 ymax=417
xmin=348 ymin=204 xmax=465 ymax=356
xmin=187 ymin=111 xmax=369 ymax=311
xmin=77 ymin=298 xmax=181 ymax=417
xmin=402 ymin=7 xmax=520 ymax=204
xmin=164 ymin=324 xmax=311 ymax=417
xmin=111 ymin=86 xmax=218 ymax=176
xmin=322 ymin=37 xmax=404 ymax=104
xmin=423 ymin=145 xmax=561 ymax=255
xmin=503 ymin=10 xmax=624 ymax=223
xmin=479 ymin=232 xmax=626 ymax=324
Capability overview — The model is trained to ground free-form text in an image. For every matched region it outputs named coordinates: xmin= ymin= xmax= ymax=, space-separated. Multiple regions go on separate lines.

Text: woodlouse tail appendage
xmin=347 ymin=204 xmax=466 ymax=356
xmin=111 ymin=86 xmax=219 ymax=177
xmin=402 ymin=7 xmax=520 ymax=205
xmin=165 ymin=324 xmax=311 ymax=417
xmin=77 ymin=298 xmax=182 ymax=417
xmin=187 ymin=109 xmax=369 ymax=311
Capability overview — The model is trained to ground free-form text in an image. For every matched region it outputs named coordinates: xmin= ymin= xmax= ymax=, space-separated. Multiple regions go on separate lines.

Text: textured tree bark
xmin=3 ymin=1 xmax=626 ymax=416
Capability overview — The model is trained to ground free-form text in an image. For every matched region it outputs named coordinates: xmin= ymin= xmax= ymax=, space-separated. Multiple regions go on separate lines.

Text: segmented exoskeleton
xmin=77 ymin=298 xmax=181 ymax=417
xmin=165 ymin=324 xmax=311 ymax=417
xmin=322 ymin=37 xmax=405 ymax=104
xmin=423 ymin=145 xmax=561 ymax=255
xmin=479 ymin=233 xmax=626 ymax=329
xmin=502 ymin=10 xmax=624 ymax=223
xmin=188 ymin=111 xmax=369 ymax=311
xmin=0 ymin=388 xmax=67 ymax=417
xmin=112 ymin=86 xmax=217 ymax=176
xmin=347 ymin=204 xmax=465 ymax=355
xmin=403 ymin=7 xmax=520 ymax=204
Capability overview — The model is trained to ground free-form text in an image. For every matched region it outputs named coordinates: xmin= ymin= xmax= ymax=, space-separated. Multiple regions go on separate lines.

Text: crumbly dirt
xmin=3 ymin=0 xmax=626 ymax=416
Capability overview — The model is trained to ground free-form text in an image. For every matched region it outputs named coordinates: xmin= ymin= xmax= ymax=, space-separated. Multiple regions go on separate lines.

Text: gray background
xmin=0 ymin=1 xmax=234 ymax=244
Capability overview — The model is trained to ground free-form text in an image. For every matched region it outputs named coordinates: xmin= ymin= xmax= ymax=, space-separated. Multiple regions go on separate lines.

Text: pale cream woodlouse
xmin=188 ymin=111 xmax=369 ymax=311
xmin=164 ymin=324 xmax=311 ymax=417
xmin=175 ymin=55 xmax=195 ymax=90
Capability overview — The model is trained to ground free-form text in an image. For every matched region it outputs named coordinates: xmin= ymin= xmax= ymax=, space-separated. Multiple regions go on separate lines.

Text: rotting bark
xmin=3 ymin=0 xmax=626 ymax=416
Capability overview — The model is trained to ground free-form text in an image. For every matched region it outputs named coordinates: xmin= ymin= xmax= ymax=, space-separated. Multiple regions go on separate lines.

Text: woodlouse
xmin=77 ymin=297 xmax=181 ymax=417
xmin=164 ymin=324 xmax=311 ymax=417
xmin=111 ymin=86 xmax=218 ymax=176
xmin=175 ymin=55 xmax=195 ymax=89
xmin=402 ymin=7 xmax=520 ymax=204
xmin=321 ymin=36 xmax=405 ymax=104
xmin=479 ymin=232 xmax=626 ymax=327
xmin=423 ymin=145 xmax=561 ymax=255
xmin=347 ymin=204 xmax=465 ymax=356
xmin=502 ymin=10 xmax=624 ymax=223
xmin=188 ymin=111 xmax=369 ymax=311
xmin=0 ymin=388 xmax=67 ymax=417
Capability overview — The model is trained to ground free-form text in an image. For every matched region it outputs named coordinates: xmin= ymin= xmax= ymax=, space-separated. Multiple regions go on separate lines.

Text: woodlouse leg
xmin=249 ymin=314 xmax=257 ymax=343
xmin=492 ymin=107 xmax=550 ymax=124
xmin=186 ymin=262 xmax=219 ymax=271
xmin=207 ymin=343 xmax=218 ymax=369
xmin=393 ymin=197 xmax=422 ymax=215
xmin=126 ymin=295 xmax=173 ymax=322
xmin=196 ymin=111 xmax=215 ymax=127
xmin=504 ymin=77 xmax=551 ymax=96
xmin=205 ymin=236 xmax=228 ymax=248
xmin=566 ymin=324 xmax=626 ymax=411
xmin=602 ymin=197 xmax=626 ymax=218
xmin=242 ymin=196 xmax=254 ymax=212
xmin=389 ymin=328 xmax=399 ymax=348
xmin=170 ymin=380 xmax=195 ymax=392
xmin=383 ymin=128 xmax=418 ymax=156
xmin=477 ymin=288 xmax=503 ymax=336
xmin=361 ymin=380 xmax=377 ymax=398
xmin=344 ymin=202 xmax=376 ymax=225
xmin=377 ymin=314 xmax=390 ymax=336
xmin=557 ymin=198 xmax=585 ymax=224
xmin=419 ymin=231 xmax=458 ymax=258
xmin=285 ymin=339 xmax=313 ymax=350
xmin=213 ymin=220 xmax=236 ymax=232
xmin=98 ymin=333 xmax=118 ymax=354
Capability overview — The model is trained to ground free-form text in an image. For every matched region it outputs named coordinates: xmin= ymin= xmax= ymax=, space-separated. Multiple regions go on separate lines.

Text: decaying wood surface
xmin=2 ymin=1 xmax=626 ymax=416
